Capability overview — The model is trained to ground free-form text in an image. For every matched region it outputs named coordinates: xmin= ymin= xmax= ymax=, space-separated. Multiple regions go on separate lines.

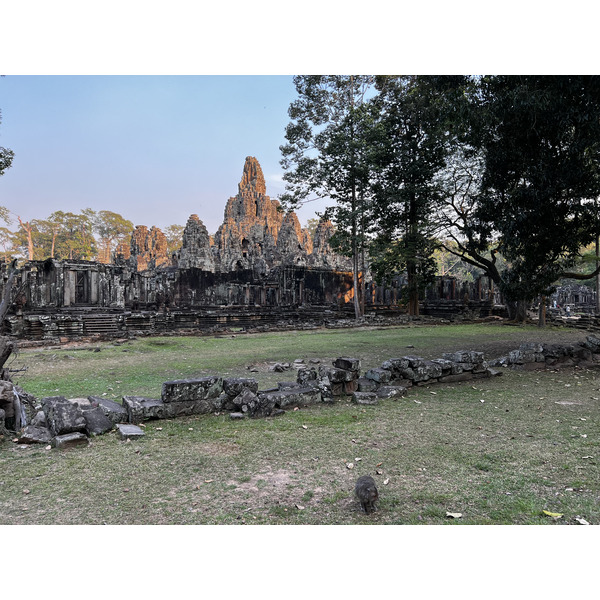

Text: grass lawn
xmin=1 ymin=323 xmax=599 ymax=526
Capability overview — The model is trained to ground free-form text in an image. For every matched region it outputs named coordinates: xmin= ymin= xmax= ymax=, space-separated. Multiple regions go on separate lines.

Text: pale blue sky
xmin=0 ymin=75 xmax=328 ymax=234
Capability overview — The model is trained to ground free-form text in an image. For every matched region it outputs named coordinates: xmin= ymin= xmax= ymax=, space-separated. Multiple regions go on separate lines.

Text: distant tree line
xmin=280 ymin=75 xmax=600 ymax=321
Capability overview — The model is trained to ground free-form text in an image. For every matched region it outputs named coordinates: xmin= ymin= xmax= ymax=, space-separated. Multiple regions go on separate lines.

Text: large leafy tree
xmin=440 ymin=76 xmax=600 ymax=320
xmin=88 ymin=209 xmax=134 ymax=263
xmin=369 ymin=76 xmax=469 ymax=315
xmin=280 ymin=75 xmax=377 ymax=318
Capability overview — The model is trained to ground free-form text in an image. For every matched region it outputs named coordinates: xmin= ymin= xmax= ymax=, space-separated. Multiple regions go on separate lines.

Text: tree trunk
xmin=507 ymin=299 xmax=528 ymax=322
xmin=538 ymin=295 xmax=546 ymax=328
xmin=596 ymin=235 xmax=600 ymax=315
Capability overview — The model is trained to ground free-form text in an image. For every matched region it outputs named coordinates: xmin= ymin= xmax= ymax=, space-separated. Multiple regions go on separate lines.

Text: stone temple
xmin=2 ymin=157 xmax=360 ymax=340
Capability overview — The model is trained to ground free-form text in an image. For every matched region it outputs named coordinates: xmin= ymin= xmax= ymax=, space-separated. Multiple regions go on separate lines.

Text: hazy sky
xmin=0 ymin=75 xmax=330 ymax=234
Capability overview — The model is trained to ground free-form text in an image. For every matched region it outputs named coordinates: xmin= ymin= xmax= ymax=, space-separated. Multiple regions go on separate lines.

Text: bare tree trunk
xmin=18 ymin=217 xmax=34 ymax=260
xmin=538 ymin=295 xmax=546 ymax=327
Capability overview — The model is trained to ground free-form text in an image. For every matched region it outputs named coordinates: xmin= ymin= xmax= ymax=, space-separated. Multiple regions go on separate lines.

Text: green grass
xmin=1 ymin=323 xmax=598 ymax=525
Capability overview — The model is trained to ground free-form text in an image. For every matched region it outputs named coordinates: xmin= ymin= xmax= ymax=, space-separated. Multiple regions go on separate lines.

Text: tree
xmin=89 ymin=209 xmax=134 ymax=263
xmin=439 ymin=76 xmax=600 ymax=321
xmin=280 ymin=75 xmax=377 ymax=318
xmin=165 ymin=224 xmax=185 ymax=256
xmin=0 ymin=109 xmax=13 ymax=178
xmin=369 ymin=76 xmax=467 ymax=315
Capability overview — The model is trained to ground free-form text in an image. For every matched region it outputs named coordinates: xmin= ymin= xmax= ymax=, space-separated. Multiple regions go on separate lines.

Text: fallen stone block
xmin=116 ymin=423 xmax=145 ymax=440
xmin=223 ymin=378 xmax=259 ymax=398
xmin=352 ymin=392 xmax=378 ymax=405
xmin=404 ymin=355 xmax=425 ymax=368
xmin=333 ymin=357 xmax=361 ymax=372
xmin=30 ymin=410 xmax=47 ymax=428
xmin=365 ymin=368 xmax=392 ymax=384
xmin=122 ymin=396 xmax=167 ymax=423
xmin=381 ymin=358 xmax=410 ymax=372
xmin=376 ymin=386 xmax=407 ymax=399
xmin=258 ymin=387 xmax=321 ymax=410
xmin=42 ymin=396 xmax=87 ymax=437
xmin=83 ymin=406 xmax=114 ymax=436
xmin=89 ymin=397 xmax=129 ymax=425
xmin=357 ymin=377 xmax=378 ymax=392
xmin=52 ymin=432 xmax=90 ymax=449
xmin=323 ymin=367 xmax=358 ymax=383
xmin=18 ymin=425 xmax=52 ymax=444
xmin=165 ymin=400 xmax=213 ymax=418
xmin=584 ymin=335 xmax=600 ymax=353
xmin=297 ymin=367 xmax=318 ymax=386
xmin=161 ymin=377 xmax=223 ymax=403
xmin=229 ymin=412 xmax=245 ymax=420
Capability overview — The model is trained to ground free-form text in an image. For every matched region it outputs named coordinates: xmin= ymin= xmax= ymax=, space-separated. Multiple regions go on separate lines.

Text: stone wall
xmin=11 ymin=335 xmax=599 ymax=448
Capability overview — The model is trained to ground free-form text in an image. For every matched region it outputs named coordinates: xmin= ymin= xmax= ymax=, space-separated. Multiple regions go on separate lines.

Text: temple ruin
xmin=2 ymin=157 xmax=358 ymax=340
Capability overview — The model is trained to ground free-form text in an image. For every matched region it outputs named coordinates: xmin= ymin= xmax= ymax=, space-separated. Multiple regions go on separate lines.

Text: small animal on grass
xmin=355 ymin=475 xmax=379 ymax=514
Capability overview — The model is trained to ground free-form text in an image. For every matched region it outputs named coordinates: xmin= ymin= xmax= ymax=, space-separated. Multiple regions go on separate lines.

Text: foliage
xmin=280 ymin=75 xmax=378 ymax=317
xmin=165 ymin=224 xmax=185 ymax=256
xmin=368 ymin=76 xmax=469 ymax=314
xmin=88 ymin=209 xmax=134 ymax=263
xmin=0 ymin=108 xmax=13 ymax=178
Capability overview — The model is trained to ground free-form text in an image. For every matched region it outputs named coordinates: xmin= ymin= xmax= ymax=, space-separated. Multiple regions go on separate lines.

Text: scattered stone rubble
xmin=4 ymin=335 xmax=600 ymax=450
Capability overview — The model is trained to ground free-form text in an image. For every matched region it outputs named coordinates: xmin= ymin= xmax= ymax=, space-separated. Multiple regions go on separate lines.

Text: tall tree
xmin=439 ymin=76 xmax=600 ymax=321
xmin=280 ymin=75 xmax=377 ymax=318
xmin=165 ymin=224 xmax=185 ymax=256
xmin=89 ymin=209 xmax=134 ymax=263
xmin=369 ymin=76 xmax=467 ymax=315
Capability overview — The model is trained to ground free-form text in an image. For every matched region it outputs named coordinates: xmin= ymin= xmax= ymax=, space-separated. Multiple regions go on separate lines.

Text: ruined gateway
xmin=4 ymin=157 xmax=363 ymax=340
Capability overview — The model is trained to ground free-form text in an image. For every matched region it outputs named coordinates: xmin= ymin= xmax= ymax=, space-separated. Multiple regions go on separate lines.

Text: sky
xmin=0 ymin=74 xmax=325 ymax=234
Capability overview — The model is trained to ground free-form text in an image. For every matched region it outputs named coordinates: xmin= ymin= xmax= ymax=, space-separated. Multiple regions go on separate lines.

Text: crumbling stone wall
xmin=12 ymin=335 xmax=600 ymax=448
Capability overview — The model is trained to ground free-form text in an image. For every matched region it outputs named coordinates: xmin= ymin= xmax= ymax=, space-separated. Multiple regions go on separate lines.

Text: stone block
xmin=430 ymin=359 xmax=454 ymax=375
xmin=83 ymin=406 xmax=115 ymax=436
xmin=42 ymin=396 xmax=87 ymax=437
xmin=376 ymin=386 xmax=407 ymax=399
xmin=116 ymin=423 xmax=145 ymax=440
xmin=223 ymin=377 xmax=259 ymax=398
xmin=325 ymin=367 xmax=357 ymax=383
xmin=122 ymin=396 xmax=167 ymax=423
xmin=161 ymin=377 xmax=223 ymax=403
xmin=442 ymin=351 xmax=471 ymax=363
xmin=333 ymin=357 xmax=361 ymax=372
xmin=31 ymin=410 xmax=47 ymax=428
xmin=357 ymin=377 xmax=379 ymax=392
xmin=584 ymin=335 xmax=600 ymax=353
xmin=403 ymin=355 xmax=425 ymax=368
xmin=257 ymin=387 xmax=321 ymax=411
xmin=520 ymin=342 xmax=544 ymax=354
xmin=165 ymin=400 xmax=213 ymax=418
xmin=232 ymin=388 xmax=261 ymax=416
xmin=365 ymin=368 xmax=392 ymax=384
xmin=52 ymin=432 xmax=90 ymax=449
xmin=352 ymin=392 xmax=378 ymax=405
xmin=297 ymin=367 xmax=318 ymax=386
xmin=381 ymin=358 xmax=410 ymax=372
xmin=18 ymin=425 xmax=52 ymax=444
xmin=89 ymin=396 xmax=129 ymax=425
xmin=343 ymin=380 xmax=359 ymax=394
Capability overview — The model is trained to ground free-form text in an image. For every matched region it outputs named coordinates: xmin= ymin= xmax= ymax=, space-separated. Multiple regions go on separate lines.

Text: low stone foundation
xmin=7 ymin=335 xmax=600 ymax=449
